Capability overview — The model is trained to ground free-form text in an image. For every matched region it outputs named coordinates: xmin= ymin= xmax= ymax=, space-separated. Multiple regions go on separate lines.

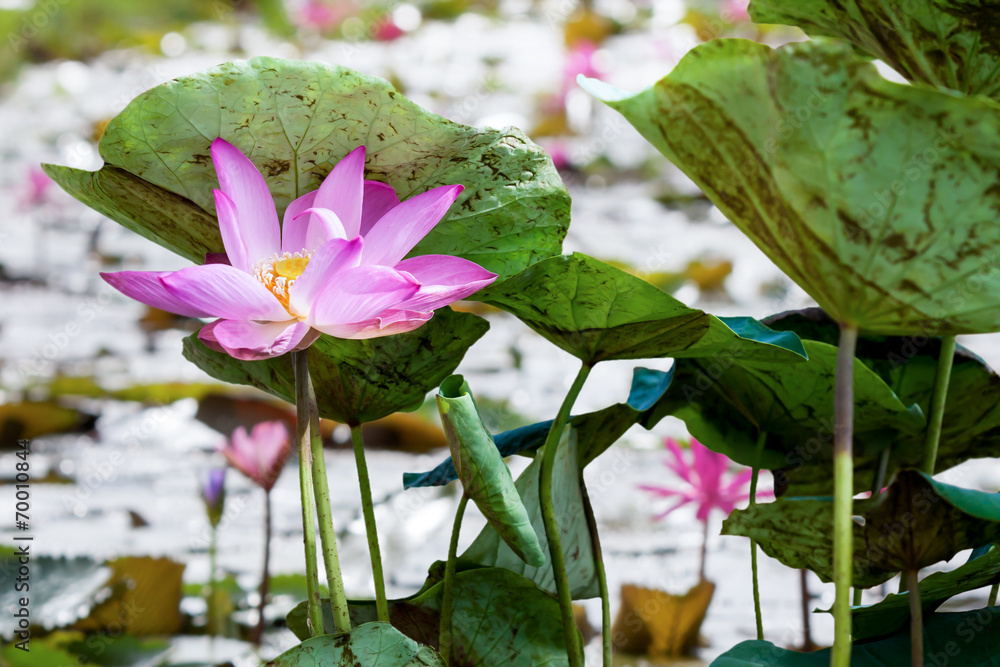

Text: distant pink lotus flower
xmin=101 ymin=138 xmax=497 ymax=360
xmin=220 ymin=421 xmax=291 ymax=492
xmin=298 ymin=0 xmax=354 ymax=31
xmin=563 ymin=41 xmax=603 ymax=97
xmin=722 ymin=0 xmax=750 ymax=22
xmin=19 ymin=166 xmax=54 ymax=208
xmin=639 ymin=438 xmax=767 ymax=523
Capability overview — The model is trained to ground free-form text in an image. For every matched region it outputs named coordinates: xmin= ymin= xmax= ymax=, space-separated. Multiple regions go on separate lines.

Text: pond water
xmin=2 ymin=2 xmax=1000 ymax=664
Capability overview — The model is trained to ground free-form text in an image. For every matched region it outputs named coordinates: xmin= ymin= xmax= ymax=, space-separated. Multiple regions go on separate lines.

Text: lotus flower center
xmin=254 ymin=251 xmax=312 ymax=310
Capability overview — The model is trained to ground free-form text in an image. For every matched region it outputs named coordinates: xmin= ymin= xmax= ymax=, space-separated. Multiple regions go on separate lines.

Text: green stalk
xmin=294 ymin=349 xmax=351 ymax=634
xmin=831 ymin=325 xmax=859 ymax=667
xmin=988 ymin=581 xmax=998 ymax=607
xmin=252 ymin=489 xmax=273 ymax=645
xmin=921 ymin=335 xmax=956 ymax=474
xmin=293 ymin=358 xmax=323 ymax=637
xmin=350 ymin=424 xmax=390 ymax=623
xmin=208 ymin=525 xmax=220 ymax=636
xmin=540 ymin=362 xmax=593 ymax=667
xmin=907 ymin=569 xmax=924 ymax=667
xmin=749 ymin=430 xmax=767 ymax=641
xmin=580 ymin=478 xmax=611 ymax=666
xmin=854 ymin=447 xmax=891 ymax=607
xmin=440 ymin=494 xmax=469 ymax=663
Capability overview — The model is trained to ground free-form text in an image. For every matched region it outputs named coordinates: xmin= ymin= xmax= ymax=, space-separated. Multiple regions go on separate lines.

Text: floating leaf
xmin=749 ymin=0 xmax=1000 ymax=100
xmin=267 ymin=622 xmax=444 ymax=666
xmin=711 ymin=609 xmax=1000 ymax=666
xmin=723 ymin=471 xmax=1000 ymax=586
xmin=0 ymin=555 xmax=110 ymax=638
xmin=287 ymin=568 xmax=574 ymax=665
xmin=480 ymin=253 xmax=806 ymax=363
xmin=766 ymin=308 xmax=1000 ymax=482
xmin=583 ymin=39 xmax=1000 ymax=335
xmin=611 ymin=581 xmax=715 ymax=658
xmin=74 ymin=556 xmax=185 ymax=636
xmin=182 ymin=308 xmax=489 ymax=424
xmin=0 ymin=402 xmax=97 ymax=449
xmin=846 ymin=545 xmax=1000 ymax=641
xmin=46 ymin=57 xmax=569 ymax=279
xmin=645 ymin=338 xmax=924 ymax=495
xmin=462 ymin=427 xmax=597 ymax=599
xmin=403 ymin=366 xmax=675 ymax=489
xmin=437 ymin=376 xmax=544 ymax=567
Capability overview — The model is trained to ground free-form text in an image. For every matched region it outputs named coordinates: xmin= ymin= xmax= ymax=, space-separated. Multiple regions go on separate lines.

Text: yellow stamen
xmin=275 ymin=256 xmax=310 ymax=279
xmin=254 ymin=250 xmax=312 ymax=312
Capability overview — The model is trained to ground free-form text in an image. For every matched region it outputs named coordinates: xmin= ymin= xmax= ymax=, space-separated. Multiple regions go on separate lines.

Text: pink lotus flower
xmin=19 ymin=165 xmax=54 ymax=209
xmin=220 ymin=421 xmax=291 ymax=492
xmin=101 ymin=138 xmax=497 ymax=360
xmin=639 ymin=438 xmax=767 ymax=523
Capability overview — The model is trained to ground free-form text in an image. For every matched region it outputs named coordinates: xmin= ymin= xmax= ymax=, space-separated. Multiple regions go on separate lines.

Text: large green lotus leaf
xmin=480 ymin=252 xmax=807 ymax=363
xmin=582 ymin=39 xmax=1000 ymax=335
xmin=267 ymin=622 xmax=444 ymax=666
xmin=463 ymin=427 xmax=598 ymax=599
xmin=711 ymin=609 xmax=1000 ymax=666
xmin=723 ymin=471 xmax=1000 ymax=586
xmin=643 ymin=339 xmax=924 ymax=495
xmin=181 ymin=308 xmax=489 ymax=424
xmin=40 ymin=165 xmax=223 ymax=264
xmin=766 ymin=308 xmax=1000 ymax=481
xmin=0 ymin=554 xmax=110 ymax=638
xmin=45 ymin=57 xmax=569 ymax=278
xmin=437 ymin=375 xmax=545 ymax=567
xmin=404 ymin=366 xmax=677 ymax=489
xmin=844 ymin=545 xmax=1000 ymax=641
xmin=749 ymin=0 xmax=1000 ymax=101
xmin=287 ymin=568 xmax=572 ymax=665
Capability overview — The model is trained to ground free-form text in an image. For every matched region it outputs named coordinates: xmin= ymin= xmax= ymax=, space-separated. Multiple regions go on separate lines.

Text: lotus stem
xmin=540 ymin=362 xmax=592 ymax=667
xmin=208 ymin=525 xmax=220 ymax=636
xmin=801 ymin=569 xmax=814 ymax=651
xmin=253 ymin=489 xmax=273 ymax=645
xmin=921 ymin=335 xmax=956 ymax=475
xmin=699 ymin=519 xmax=709 ymax=581
xmin=581 ymin=477 xmax=611 ymax=666
xmin=350 ymin=424 xmax=390 ymax=623
xmin=750 ymin=430 xmax=766 ymax=641
xmin=908 ymin=569 xmax=924 ymax=667
xmin=440 ymin=494 xmax=469 ymax=663
xmin=853 ymin=447 xmax=891 ymax=608
xmin=831 ymin=324 xmax=858 ymax=667
xmin=294 ymin=349 xmax=351 ymax=635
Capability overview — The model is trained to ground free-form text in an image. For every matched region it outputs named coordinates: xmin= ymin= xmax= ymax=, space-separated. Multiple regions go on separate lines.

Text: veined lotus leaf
xmin=723 ymin=471 xmax=1000 ymax=586
xmin=582 ymin=39 xmax=1000 ymax=335
xmin=711 ymin=609 xmax=1000 ymax=666
xmin=437 ymin=375 xmax=545 ymax=567
xmin=287 ymin=568 xmax=573 ymax=665
xmin=267 ymin=622 xmax=444 ymax=666
xmin=462 ymin=427 xmax=598 ymax=599
xmin=403 ymin=366 xmax=675 ymax=489
xmin=749 ymin=0 xmax=1000 ymax=101
xmin=480 ymin=252 xmax=807 ymax=363
xmin=766 ymin=308 xmax=1000 ymax=484
xmin=643 ymin=338 xmax=925 ymax=496
xmin=844 ymin=545 xmax=1000 ymax=641
xmin=44 ymin=56 xmax=569 ymax=279
xmin=181 ymin=307 xmax=489 ymax=424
